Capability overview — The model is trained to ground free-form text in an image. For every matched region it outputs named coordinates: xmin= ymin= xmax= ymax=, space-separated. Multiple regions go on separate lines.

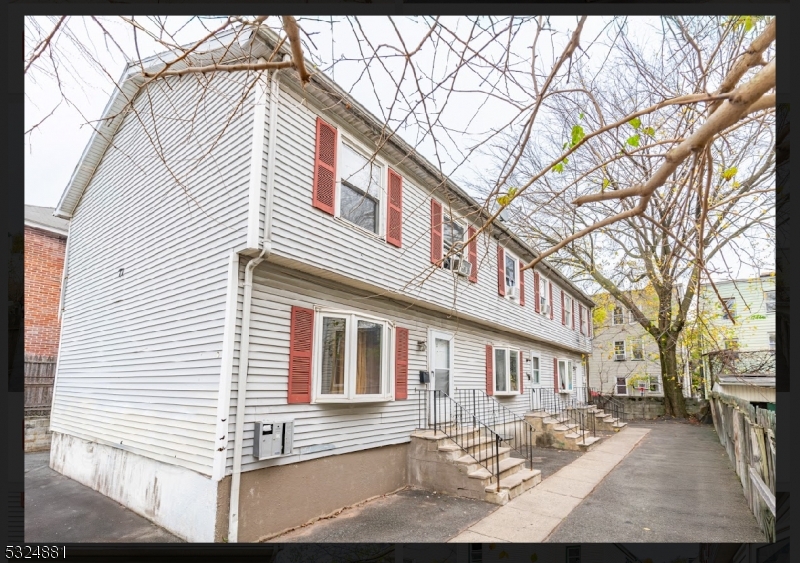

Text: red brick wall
xmin=24 ymin=226 xmax=67 ymax=357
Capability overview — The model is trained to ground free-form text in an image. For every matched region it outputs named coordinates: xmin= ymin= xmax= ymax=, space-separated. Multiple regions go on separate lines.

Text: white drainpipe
xmin=227 ymin=57 xmax=285 ymax=543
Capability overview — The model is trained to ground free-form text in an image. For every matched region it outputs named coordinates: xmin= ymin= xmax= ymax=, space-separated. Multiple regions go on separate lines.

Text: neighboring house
xmin=699 ymin=274 xmax=776 ymax=406
xmin=587 ymin=288 xmax=692 ymax=399
xmin=24 ymin=205 xmax=69 ymax=451
xmin=48 ymin=29 xmax=594 ymax=543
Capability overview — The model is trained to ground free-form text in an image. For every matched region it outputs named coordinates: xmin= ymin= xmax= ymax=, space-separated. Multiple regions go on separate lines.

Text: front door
xmin=429 ymin=330 xmax=454 ymax=425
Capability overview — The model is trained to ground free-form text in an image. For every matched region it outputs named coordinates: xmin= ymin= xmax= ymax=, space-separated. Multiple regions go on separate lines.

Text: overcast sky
xmin=24 ymin=15 xmax=773 ymax=280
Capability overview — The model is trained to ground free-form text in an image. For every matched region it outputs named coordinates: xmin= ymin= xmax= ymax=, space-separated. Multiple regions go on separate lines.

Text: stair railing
xmin=416 ymin=389 xmax=503 ymax=492
xmin=530 ymin=388 xmax=596 ymax=444
xmin=453 ymin=388 xmax=536 ymax=471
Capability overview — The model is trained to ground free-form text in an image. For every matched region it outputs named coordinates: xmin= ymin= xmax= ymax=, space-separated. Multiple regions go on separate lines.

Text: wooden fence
xmin=710 ymin=390 xmax=776 ymax=541
xmin=24 ymin=354 xmax=56 ymax=416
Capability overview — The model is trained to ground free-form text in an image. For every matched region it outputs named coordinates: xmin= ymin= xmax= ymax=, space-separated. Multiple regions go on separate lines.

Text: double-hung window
xmin=614 ymin=341 xmax=626 ymax=361
xmin=530 ymin=352 xmax=541 ymax=385
xmin=768 ymin=332 xmax=776 ymax=351
xmin=315 ymin=310 xmax=393 ymax=401
xmin=612 ymin=305 xmax=625 ymax=325
xmin=442 ymin=214 xmax=466 ymax=270
xmin=557 ymin=359 xmax=574 ymax=392
xmin=539 ymin=277 xmax=550 ymax=315
xmin=494 ymin=347 xmax=521 ymax=394
xmin=564 ymin=295 xmax=574 ymax=328
xmin=630 ymin=338 xmax=644 ymax=361
xmin=765 ymin=290 xmax=776 ymax=313
xmin=504 ymin=253 xmax=518 ymax=298
xmin=721 ymin=297 xmax=736 ymax=320
xmin=339 ymin=142 xmax=383 ymax=235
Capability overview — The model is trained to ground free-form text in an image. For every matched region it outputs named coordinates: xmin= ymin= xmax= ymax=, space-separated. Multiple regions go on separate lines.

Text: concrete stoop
xmin=408 ymin=428 xmax=541 ymax=505
xmin=524 ymin=407 xmax=627 ymax=452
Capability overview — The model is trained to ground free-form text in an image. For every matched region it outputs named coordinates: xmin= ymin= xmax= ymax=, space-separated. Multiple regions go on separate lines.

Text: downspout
xmin=227 ymin=55 xmax=286 ymax=543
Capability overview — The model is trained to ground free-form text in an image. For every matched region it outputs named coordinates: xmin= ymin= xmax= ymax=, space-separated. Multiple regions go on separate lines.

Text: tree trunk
xmin=658 ymin=334 xmax=688 ymax=418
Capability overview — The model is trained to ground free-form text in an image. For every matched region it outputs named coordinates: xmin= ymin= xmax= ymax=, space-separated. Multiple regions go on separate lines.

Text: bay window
xmin=315 ymin=310 xmax=393 ymax=401
xmin=494 ymin=347 xmax=521 ymax=394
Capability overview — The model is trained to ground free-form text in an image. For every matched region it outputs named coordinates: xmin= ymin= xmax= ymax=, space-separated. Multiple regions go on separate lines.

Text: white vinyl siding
xmin=267 ymin=81 xmax=591 ymax=355
xmin=50 ymin=71 xmax=256 ymax=475
xmin=223 ymin=264 xmax=581 ymax=474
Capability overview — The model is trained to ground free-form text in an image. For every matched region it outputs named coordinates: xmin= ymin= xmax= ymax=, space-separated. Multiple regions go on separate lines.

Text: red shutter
xmin=497 ymin=246 xmax=506 ymax=296
xmin=519 ymin=350 xmax=524 ymax=394
xmin=288 ymin=306 xmax=314 ymax=404
xmin=387 ymin=169 xmax=403 ymax=248
xmin=534 ymin=272 xmax=541 ymax=313
xmin=430 ymin=199 xmax=442 ymax=265
xmin=549 ymin=282 xmax=554 ymax=319
xmin=394 ymin=327 xmax=409 ymax=400
xmin=486 ymin=345 xmax=494 ymax=396
xmin=554 ymin=357 xmax=559 ymax=393
xmin=572 ymin=300 xmax=576 ymax=330
xmin=561 ymin=290 xmax=566 ymax=325
xmin=518 ymin=262 xmax=525 ymax=306
xmin=468 ymin=226 xmax=478 ymax=283
xmin=312 ymin=117 xmax=337 ymax=215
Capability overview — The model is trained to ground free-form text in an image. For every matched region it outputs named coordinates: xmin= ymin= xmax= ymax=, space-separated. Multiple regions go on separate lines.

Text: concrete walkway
xmin=449 ymin=427 xmax=651 ymax=542
xmin=25 ymin=452 xmax=183 ymax=543
xmin=546 ymin=421 xmax=767 ymax=542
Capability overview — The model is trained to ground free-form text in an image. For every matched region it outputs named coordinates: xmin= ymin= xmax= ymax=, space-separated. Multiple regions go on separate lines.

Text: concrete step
xmin=485 ymin=468 xmax=542 ymax=494
xmin=467 ymin=456 xmax=526 ymax=482
xmin=577 ymin=436 xmax=603 ymax=451
xmin=612 ymin=422 xmax=628 ymax=432
xmin=551 ymin=424 xmax=579 ymax=433
xmin=454 ymin=446 xmax=512 ymax=467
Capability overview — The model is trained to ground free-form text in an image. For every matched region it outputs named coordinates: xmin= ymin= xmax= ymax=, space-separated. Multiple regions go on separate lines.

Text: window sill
xmin=313 ymin=396 xmax=394 ymax=404
xmin=493 ymin=391 xmax=521 ymax=397
xmin=333 ymin=216 xmax=386 ymax=243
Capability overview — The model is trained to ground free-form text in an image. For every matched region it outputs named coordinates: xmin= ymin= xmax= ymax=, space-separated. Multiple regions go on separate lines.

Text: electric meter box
xmin=253 ymin=421 xmax=294 ymax=460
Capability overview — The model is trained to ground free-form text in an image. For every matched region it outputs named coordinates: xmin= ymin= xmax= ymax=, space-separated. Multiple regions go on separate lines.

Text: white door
xmin=429 ymin=330 xmax=454 ymax=425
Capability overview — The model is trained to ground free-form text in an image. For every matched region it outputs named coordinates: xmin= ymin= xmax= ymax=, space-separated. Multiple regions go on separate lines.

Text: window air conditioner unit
xmin=455 ymin=258 xmax=472 ymax=277
xmin=507 ymin=286 xmax=519 ymax=300
xmin=542 ymin=302 xmax=550 ymax=315
xmin=614 ymin=354 xmax=626 ymax=362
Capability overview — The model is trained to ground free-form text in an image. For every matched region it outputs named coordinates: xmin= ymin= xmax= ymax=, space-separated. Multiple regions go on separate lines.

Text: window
xmin=721 ymin=297 xmax=736 ymax=320
xmin=505 ymin=254 xmax=517 ymax=291
xmin=566 ymin=546 xmax=581 ymax=563
xmin=494 ymin=347 xmax=521 ymax=394
xmin=724 ymin=338 xmax=739 ymax=350
xmin=539 ymin=277 xmax=550 ymax=314
xmin=557 ymin=359 xmax=573 ymax=392
xmin=630 ymin=338 xmax=644 ymax=361
xmin=616 ymin=377 xmax=628 ymax=395
xmin=765 ymin=290 xmax=776 ymax=313
xmin=580 ymin=307 xmax=587 ymax=334
xmin=339 ymin=142 xmax=382 ymax=234
xmin=442 ymin=214 xmax=466 ymax=270
xmin=612 ymin=305 xmax=625 ymax=325
xmin=614 ymin=341 xmax=626 ymax=361
xmin=649 ymin=377 xmax=661 ymax=393
xmin=530 ymin=353 xmax=541 ymax=384
xmin=565 ymin=295 xmax=573 ymax=328
xmin=768 ymin=332 xmax=776 ymax=351
xmin=315 ymin=310 xmax=392 ymax=401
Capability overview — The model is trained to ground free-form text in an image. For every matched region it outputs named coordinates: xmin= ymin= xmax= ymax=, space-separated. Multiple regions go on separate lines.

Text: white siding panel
xmin=51 ymin=71 xmax=259 ymax=476
xmin=224 ymin=265 xmax=585 ymax=474
xmin=268 ymin=83 xmax=592 ymax=355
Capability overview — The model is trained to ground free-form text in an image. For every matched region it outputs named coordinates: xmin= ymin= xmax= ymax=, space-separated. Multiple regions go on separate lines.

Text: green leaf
xmin=497 ymin=195 xmax=509 ymax=206
xmin=579 ymin=112 xmax=585 ymax=120
xmin=749 ymin=314 xmax=766 ymax=320
xmin=629 ymin=117 xmax=641 ymax=130
xmin=721 ymin=166 xmax=738 ymax=181
xmin=552 ymin=163 xmax=564 ymax=173
xmin=562 ymin=142 xmax=568 ymax=150
xmin=743 ymin=15 xmax=754 ymax=31
xmin=571 ymin=125 xmax=585 ymax=147
xmin=508 ymin=186 xmax=518 ymax=197
xmin=602 ymin=178 xmax=610 ymax=189
xmin=626 ymin=134 xmax=640 ymax=147
xmin=644 ymin=126 xmax=655 ymax=137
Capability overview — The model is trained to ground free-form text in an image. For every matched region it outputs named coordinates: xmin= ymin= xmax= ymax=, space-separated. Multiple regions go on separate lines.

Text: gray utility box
xmin=253 ymin=421 xmax=294 ymax=460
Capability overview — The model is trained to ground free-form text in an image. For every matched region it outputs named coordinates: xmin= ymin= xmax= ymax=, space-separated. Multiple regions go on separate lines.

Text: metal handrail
xmin=417 ymin=389 xmax=504 ymax=492
xmin=453 ymin=389 xmax=536 ymax=471
xmin=529 ymin=388 xmax=596 ymax=444
xmin=589 ymin=388 xmax=629 ymax=423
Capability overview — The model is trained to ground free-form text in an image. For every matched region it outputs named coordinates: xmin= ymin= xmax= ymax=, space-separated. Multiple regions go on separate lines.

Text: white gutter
xmin=246 ymin=58 xmax=270 ymax=248
xmin=57 ymin=220 xmax=72 ymax=320
xmin=227 ymin=58 xmax=285 ymax=542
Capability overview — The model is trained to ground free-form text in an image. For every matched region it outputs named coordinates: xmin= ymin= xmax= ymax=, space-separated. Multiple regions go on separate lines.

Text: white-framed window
xmin=338 ymin=140 xmax=384 ymax=236
xmin=765 ymin=290 xmax=776 ymax=313
xmin=530 ymin=352 xmax=541 ymax=385
xmin=630 ymin=338 xmax=644 ymax=361
xmin=649 ymin=377 xmax=661 ymax=393
xmin=565 ymin=295 xmax=574 ymax=328
xmin=504 ymin=251 xmax=519 ymax=299
xmin=442 ymin=213 xmax=466 ymax=271
xmin=629 ymin=308 xmax=637 ymax=324
xmin=614 ymin=341 xmax=626 ymax=361
xmin=539 ymin=276 xmax=551 ymax=315
xmin=580 ymin=307 xmax=587 ymax=334
xmin=493 ymin=346 xmax=521 ymax=394
xmin=724 ymin=338 xmax=739 ymax=350
xmin=557 ymin=359 xmax=574 ymax=392
xmin=314 ymin=309 xmax=393 ymax=402
xmin=721 ymin=297 xmax=736 ymax=320
xmin=768 ymin=332 xmax=776 ymax=351
xmin=615 ymin=377 xmax=628 ymax=395
xmin=612 ymin=305 xmax=625 ymax=325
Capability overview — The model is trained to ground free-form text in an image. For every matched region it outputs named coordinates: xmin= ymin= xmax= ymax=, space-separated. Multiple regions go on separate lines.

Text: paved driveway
xmin=25 ymin=452 xmax=182 ymax=543
xmin=546 ymin=420 xmax=767 ymax=542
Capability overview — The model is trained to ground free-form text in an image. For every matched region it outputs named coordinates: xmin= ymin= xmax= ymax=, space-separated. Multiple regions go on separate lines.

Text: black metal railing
xmin=452 ymin=389 xmax=535 ymax=470
xmin=416 ymin=389 xmax=504 ymax=492
xmin=589 ymin=388 xmax=629 ymax=423
xmin=529 ymin=388 xmax=596 ymax=444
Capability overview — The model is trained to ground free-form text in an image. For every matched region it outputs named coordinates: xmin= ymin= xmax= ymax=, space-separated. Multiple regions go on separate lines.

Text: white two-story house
xmin=48 ymin=29 xmax=594 ymax=543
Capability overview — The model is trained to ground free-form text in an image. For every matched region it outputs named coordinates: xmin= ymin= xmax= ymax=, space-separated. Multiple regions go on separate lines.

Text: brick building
xmin=24 ymin=204 xmax=69 ymax=451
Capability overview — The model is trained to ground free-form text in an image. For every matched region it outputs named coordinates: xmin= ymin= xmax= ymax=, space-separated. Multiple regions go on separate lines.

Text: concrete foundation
xmin=25 ymin=416 xmax=52 ymax=452
xmin=215 ymin=443 xmax=409 ymax=542
xmin=613 ymin=397 xmax=708 ymax=419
